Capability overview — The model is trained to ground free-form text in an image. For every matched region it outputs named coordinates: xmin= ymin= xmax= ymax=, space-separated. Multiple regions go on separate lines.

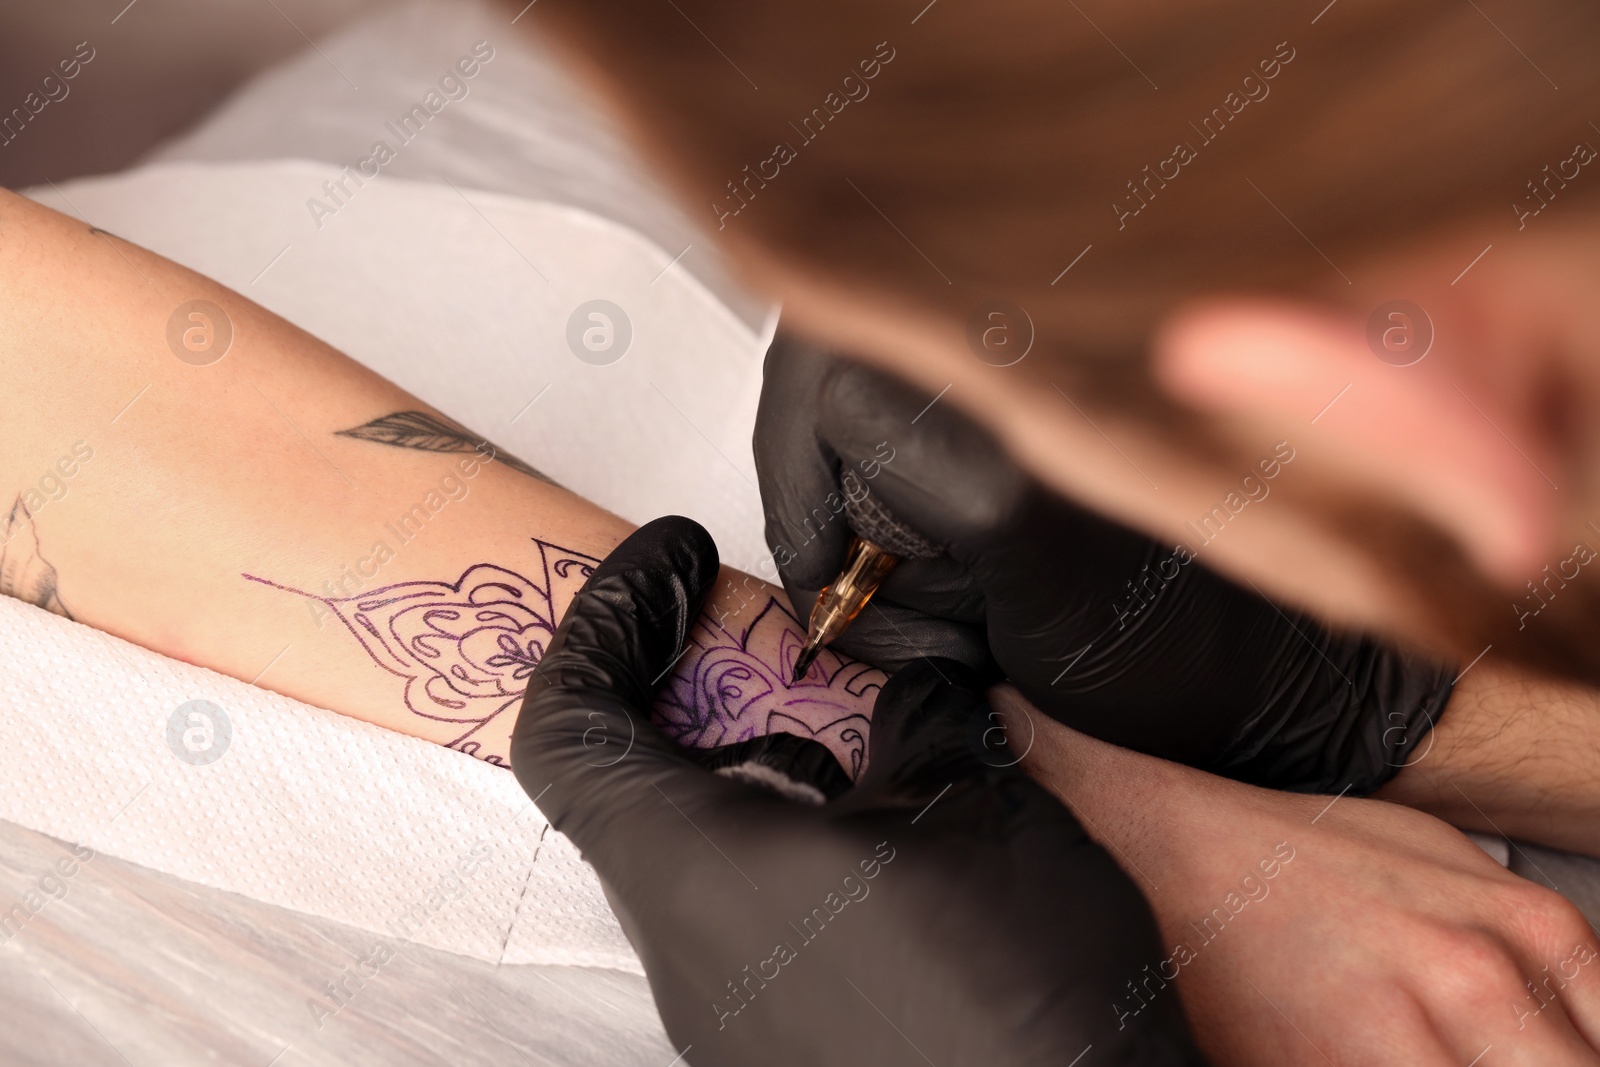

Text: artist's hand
xmin=511 ymin=516 xmax=1206 ymax=1067
xmin=754 ymin=336 xmax=1454 ymax=794
xmin=1012 ymin=694 xmax=1600 ymax=1067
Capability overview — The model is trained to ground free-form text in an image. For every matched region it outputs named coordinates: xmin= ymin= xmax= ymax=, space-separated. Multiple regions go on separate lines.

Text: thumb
xmin=510 ymin=515 xmax=737 ymax=862
xmin=813 ymin=362 xmax=1022 ymax=670
xmin=755 ymin=340 xmax=992 ymax=671
xmin=818 ymin=361 xmax=1028 ymax=545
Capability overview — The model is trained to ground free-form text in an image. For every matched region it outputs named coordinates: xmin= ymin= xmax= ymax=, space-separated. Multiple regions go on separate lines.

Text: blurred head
xmin=520 ymin=0 xmax=1600 ymax=681
xmin=439 ymin=72 xmax=469 ymax=102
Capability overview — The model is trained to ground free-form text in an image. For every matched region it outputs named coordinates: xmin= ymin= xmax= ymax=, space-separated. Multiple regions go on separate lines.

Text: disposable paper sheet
xmin=0 ymin=592 xmax=638 ymax=971
xmin=6 ymin=160 xmax=775 ymax=972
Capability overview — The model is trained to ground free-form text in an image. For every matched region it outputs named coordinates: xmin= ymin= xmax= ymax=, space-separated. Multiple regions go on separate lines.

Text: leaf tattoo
xmin=0 ymin=496 xmax=73 ymax=619
xmin=336 ymin=410 xmax=553 ymax=485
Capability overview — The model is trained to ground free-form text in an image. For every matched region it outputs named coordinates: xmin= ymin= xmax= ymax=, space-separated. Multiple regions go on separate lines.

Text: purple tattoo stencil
xmin=244 ymin=539 xmax=599 ymax=766
xmin=244 ymin=539 xmax=880 ymax=772
xmin=654 ymin=597 xmax=879 ymax=778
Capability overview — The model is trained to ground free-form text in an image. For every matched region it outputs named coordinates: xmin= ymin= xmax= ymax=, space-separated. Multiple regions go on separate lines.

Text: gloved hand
xmin=511 ymin=515 xmax=1206 ymax=1067
xmin=754 ymin=336 xmax=1456 ymax=795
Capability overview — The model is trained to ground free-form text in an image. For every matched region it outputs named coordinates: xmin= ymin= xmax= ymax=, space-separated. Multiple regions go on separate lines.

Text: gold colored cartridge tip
xmin=790 ymin=536 xmax=901 ymax=684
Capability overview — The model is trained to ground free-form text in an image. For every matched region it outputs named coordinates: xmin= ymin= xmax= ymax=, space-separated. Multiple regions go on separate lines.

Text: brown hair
xmin=521 ymin=0 xmax=1600 ymax=679
xmin=526 ymin=0 xmax=1598 ymax=357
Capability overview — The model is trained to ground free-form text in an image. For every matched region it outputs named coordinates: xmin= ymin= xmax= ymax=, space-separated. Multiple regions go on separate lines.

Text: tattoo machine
xmin=791 ymin=483 xmax=943 ymax=683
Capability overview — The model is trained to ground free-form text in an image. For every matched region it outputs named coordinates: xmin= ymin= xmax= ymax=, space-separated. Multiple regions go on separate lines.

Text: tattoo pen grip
xmin=790 ymin=487 xmax=943 ymax=683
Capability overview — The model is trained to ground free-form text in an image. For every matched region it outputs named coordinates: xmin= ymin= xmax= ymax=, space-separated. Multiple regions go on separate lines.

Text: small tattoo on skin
xmin=0 ymin=496 xmax=73 ymax=619
xmin=244 ymin=539 xmax=880 ymax=771
xmin=336 ymin=410 xmax=554 ymax=485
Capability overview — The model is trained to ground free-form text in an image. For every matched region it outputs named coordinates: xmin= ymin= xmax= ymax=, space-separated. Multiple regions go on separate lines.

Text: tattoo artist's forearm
xmin=1375 ymin=659 xmax=1600 ymax=856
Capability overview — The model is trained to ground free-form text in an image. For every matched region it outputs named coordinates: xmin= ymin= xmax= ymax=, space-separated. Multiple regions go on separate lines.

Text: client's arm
xmin=0 ymin=188 xmax=881 ymax=770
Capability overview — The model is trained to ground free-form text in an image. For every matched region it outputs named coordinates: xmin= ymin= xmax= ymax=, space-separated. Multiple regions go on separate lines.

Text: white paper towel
xmin=0 ymin=590 xmax=638 ymax=972
xmin=4 ymin=159 xmax=777 ymax=973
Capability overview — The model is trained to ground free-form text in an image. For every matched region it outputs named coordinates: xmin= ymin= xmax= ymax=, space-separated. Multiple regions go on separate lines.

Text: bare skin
xmin=1377 ymin=658 xmax=1600 ymax=858
xmin=9 ymin=182 xmax=1600 ymax=1064
xmin=5 ymin=191 xmax=1582 ymax=835
xmin=0 ymin=187 xmax=882 ymax=771
xmin=1002 ymin=688 xmax=1600 ymax=1067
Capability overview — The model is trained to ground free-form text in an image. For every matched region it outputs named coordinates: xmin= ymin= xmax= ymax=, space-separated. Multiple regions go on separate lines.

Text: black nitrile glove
xmin=754 ymin=336 xmax=1456 ymax=795
xmin=511 ymin=516 xmax=1206 ymax=1067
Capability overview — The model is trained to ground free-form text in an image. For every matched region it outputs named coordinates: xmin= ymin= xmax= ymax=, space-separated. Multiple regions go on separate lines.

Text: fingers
xmin=849 ymin=659 xmax=1052 ymax=827
xmin=510 ymin=515 xmax=728 ymax=851
xmin=755 ymin=335 xmax=991 ymax=670
xmin=845 ymin=667 xmax=1205 ymax=1065
xmin=1555 ymin=943 xmax=1600 ymax=1060
xmin=754 ymin=334 xmax=855 ymax=594
xmin=1426 ymin=963 xmax=1600 ymax=1067
xmin=851 ymin=657 xmax=993 ymax=797
xmin=805 ymin=588 xmax=991 ymax=674
xmin=817 ymin=360 xmax=1028 ymax=545
xmin=1482 ymin=885 xmax=1600 ymax=1065
xmin=1407 ymin=879 xmax=1600 ymax=1067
